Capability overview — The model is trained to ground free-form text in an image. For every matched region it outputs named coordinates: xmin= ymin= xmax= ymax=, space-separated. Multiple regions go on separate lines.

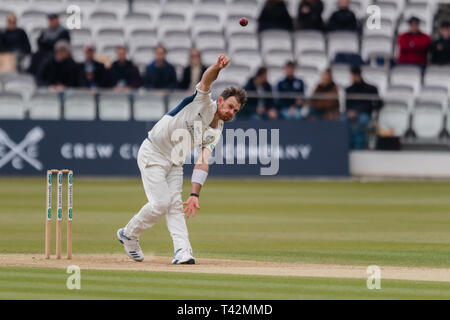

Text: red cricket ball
xmin=239 ymin=17 xmax=248 ymax=27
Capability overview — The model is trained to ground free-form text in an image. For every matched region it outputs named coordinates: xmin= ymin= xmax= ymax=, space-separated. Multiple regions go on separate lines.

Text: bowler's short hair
xmin=220 ymin=87 xmax=247 ymax=109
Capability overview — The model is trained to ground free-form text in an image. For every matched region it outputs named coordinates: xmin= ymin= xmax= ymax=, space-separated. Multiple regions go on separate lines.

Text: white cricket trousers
xmin=123 ymin=138 xmax=192 ymax=253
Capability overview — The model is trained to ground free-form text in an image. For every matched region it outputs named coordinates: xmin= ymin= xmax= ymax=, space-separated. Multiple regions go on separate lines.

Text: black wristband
xmin=190 ymin=193 xmax=199 ymax=198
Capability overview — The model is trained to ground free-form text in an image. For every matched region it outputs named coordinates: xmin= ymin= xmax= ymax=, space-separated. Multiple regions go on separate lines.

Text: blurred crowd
xmin=0 ymin=0 xmax=449 ymax=150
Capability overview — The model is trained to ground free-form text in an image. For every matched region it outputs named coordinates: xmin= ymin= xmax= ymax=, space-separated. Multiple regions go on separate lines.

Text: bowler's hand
xmin=183 ymin=196 xmax=200 ymax=219
xmin=216 ymin=54 xmax=230 ymax=69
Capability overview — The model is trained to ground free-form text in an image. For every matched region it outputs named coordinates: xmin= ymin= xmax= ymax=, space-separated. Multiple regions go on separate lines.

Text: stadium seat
xmin=131 ymin=0 xmax=161 ymax=18
xmin=98 ymin=93 xmax=131 ymax=121
xmin=64 ymin=91 xmax=97 ymax=121
xmin=133 ymin=92 xmax=166 ymax=121
xmin=162 ymin=30 xmax=192 ymax=50
xmin=231 ymin=49 xmax=262 ymax=73
xmin=390 ymin=65 xmax=422 ymax=95
xmin=123 ymin=13 xmax=154 ymax=33
xmin=166 ymin=47 xmax=190 ymax=67
xmin=378 ymin=101 xmax=410 ymax=137
xmin=331 ymin=64 xmax=352 ymax=88
xmin=28 ymin=92 xmax=61 ymax=120
xmin=294 ymin=30 xmax=326 ymax=56
xmin=1 ymin=0 xmax=30 ymax=16
xmin=0 ymin=92 xmax=26 ymax=120
xmin=424 ymin=66 xmax=450 ymax=93
xmin=361 ymin=35 xmax=393 ymax=62
xmin=2 ymin=74 xmax=36 ymax=99
xmin=264 ymin=49 xmax=293 ymax=68
xmin=195 ymin=31 xmax=226 ymax=52
xmin=132 ymin=46 xmax=155 ymax=68
xmin=88 ymin=10 xmax=120 ymax=34
xmin=71 ymin=44 xmax=85 ymax=63
xmin=327 ymin=31 xmax=359 ymax=60
xmin=384 ymin=85 xmax=415 ymax=110
xmin=298 ymin=50 xmax=328 ymax=72
xmin=21 ymin=9 xmax=48 ymax=31
xmin=225 ymin=16 xmax=258 ymax=35
xmin=296 ymin=65 xmax=320 ymax=96
xmin=71 ymin=28 xmax=94 ymax=47
xmin=411 ymin=100 xmax=445 ymax=139
xmin=31 ymin=0 xmax=65 ymax=13
xmin=361 ymin=66 xmax=388 ymax=96
xmin=220 ymin=64 xmax=251 ymax=86
xmin=260 ymin=30 xmax=292 ymax=55
xmin=96 ymin=28 xmax=126 ymax=55
xmin=192 ymin=11 xmax=223 ymax=31
xmin=227 ymin=33 xmax=259 ymax=55
xmin=96 ymin=0 xmax=129 ymax=20
xmin=201 ymin=48 xmax=227 ymax=66
xmin=267 ymin=66 xmax=284 ymax=86
xmin=128 ymin=28 xmax=158 ymax=56
xmin=227 ymin=0 xmax=261 ymax=20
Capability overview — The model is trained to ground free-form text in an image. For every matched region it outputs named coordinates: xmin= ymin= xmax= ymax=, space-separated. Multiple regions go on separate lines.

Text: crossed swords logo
xmin=0 ymin=126 xmax=45 ymax=171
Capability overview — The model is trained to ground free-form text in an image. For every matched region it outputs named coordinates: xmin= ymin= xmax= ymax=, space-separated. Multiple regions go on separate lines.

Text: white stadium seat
xmin=424 ymin=66 xmax=450 ymax=93
xmin=363 ymin=17 xmax=396 ymax=38
xmin=361 ymin=35 xmax=393 ymax=61
xmin=227 ymin=33 xmax=259 ymax=54
xmin=260 ymin=30 xmax=292 ymax=55
xmin=98 ymin=93 xmax=131 ymax=121
xmin=327 ymin=31 xmax=359 ymax=60
xmin=390 ymin=65 xmax=422 ymax=95
xmin=412 ymin=100 xmax=445 ymax=139
xmin=2 ymin=74 xmax=36 ymax=100
xmin=166 ymin=47 xmax=190 ymax=67
xmin=201 ymin=48 xmax=226 ymax=66
xmin=123 ymin=13 xmax=154 ymax=32
xmin=71 ymin=28 xmax=94 ymax=47
xmin=294 ymin=30 xmax=326 ymax=56
xmin=133 ymin=93 xmax=166 ymax=121
xmin=231 ymin=49 xmax=262 ymax=73
xmin=378 ymin=102 xmax=410 ymax=137
xmin=162 ymin=30 xmax=192 ymax=50
xmin=361 ymin=66 xmax=388 ymax=96
xmin=267 ymin=66 xmax=284 ymax=86
xmin=0 ymin=92 xmax=26 ymax=119
xmin=298 ymin=50 xmax=329 ymax=72
xmin=28 ymin=92 xmax=61 ymax=120
xmin=220 ymin=64 xmax=251 ymax=86
xmin=331 ymin=64 xmax=352 ymax=88
xmin=264 ymin=49 xmax=293 ymax=68
xmin=64 ymin=92 xmax=97 ymax=121
xmin=296 ymin=65 xmax=320 ymax=96
xmin=196 ymin=31 xmax=226 ymax=52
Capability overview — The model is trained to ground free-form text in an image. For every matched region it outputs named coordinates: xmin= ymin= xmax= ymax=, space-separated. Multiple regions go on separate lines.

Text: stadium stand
xmin=0 ymin=0 xmax=449 ymax=149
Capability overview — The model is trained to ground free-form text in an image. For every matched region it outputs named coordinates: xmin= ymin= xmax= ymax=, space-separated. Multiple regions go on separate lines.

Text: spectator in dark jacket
xmin=178 ymin=48 xmax=207 ymax=90
xmin=297 ymin=0 xmax=324 ymax=31
xmin=308 ymin=68 xmax=340 ymax=120
xmin=0 ymin=13 xmax=31 ymax=55
xmin=242 ymin=67 xmax=274 ymax=120
xmin=28 ymin=13 xmax=71 ymax=76
xmin=276 ymin=61 xmax=305 ymax=120
xmin=110 ymin=45 xmax=142 ymax=90
xmin=143 ymin=45 xmax=177 ymax=89
xmin=397 ymin=16 xmax=431 ymax=67
xmin=258 ymin=0 xmax=294 ymax=32
xmin=38 ymin=40 xmax=80 ymax=90
xmin=327 ymin=0 xmax=358 ymax=32
xmin=345 ymin=66 xmax=383 ymax=150
xmin=431 ymin=21 xmax=450 ymax=65
xmin=79 ymin=44 xmax=110 ymax=89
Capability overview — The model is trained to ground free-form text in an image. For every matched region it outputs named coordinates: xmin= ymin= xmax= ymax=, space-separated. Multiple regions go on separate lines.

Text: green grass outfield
xmin=0 ymin=177 xmax=449 ymax=299
xmin=1 ymin=267 xmax=450 ymax=299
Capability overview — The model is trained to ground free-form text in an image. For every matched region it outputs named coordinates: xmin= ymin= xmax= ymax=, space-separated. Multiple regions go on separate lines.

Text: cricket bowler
xmin=117 ymin=54 xmax=247 ymax=264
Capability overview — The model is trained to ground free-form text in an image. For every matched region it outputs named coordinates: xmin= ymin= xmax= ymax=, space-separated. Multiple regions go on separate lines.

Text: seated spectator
xmin=0 ymin=13 xmax=31 ymax=56
xmin=397 ymin=16 xmax=431 ymax=68
xmin=297 ymin=0 xmax=324 ymax=31
xmin=431 ymin=21 xmax=450 ymax=65
xmin=345 ymin=66 xmax=383 ymax=150
xmin=276 ymin=61 xmax=305 ymax=120
xmin=327 ymin=0 xmax=358 ymax=32
xmin=308 ymin=69 xmax=339 ymax=120
xmin=79 ymin=44 xmax=110 ymax=89
xmin=143 ymin=45 xmax=177 ymax=89
xmin=38 ymin=40 xmax=80 ymax=91
xmin=28 ymin=13 xmax=70 ymax=76
xmin=258 ymin=0 xmax=294 ymax=32
xmin=178 ymin=48 xmax=207 ymax=90
xmin=242 ymin=67 xmax=274 ymax=120
xmin=110 ymin=45 xmax=142 ymax=91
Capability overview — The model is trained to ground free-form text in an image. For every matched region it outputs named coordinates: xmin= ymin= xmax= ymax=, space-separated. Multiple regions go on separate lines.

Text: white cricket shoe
xmin=117 ymin=228 xmax=144 ymax=262
xmin=172 ymin=248 xmax=196 ymax=264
